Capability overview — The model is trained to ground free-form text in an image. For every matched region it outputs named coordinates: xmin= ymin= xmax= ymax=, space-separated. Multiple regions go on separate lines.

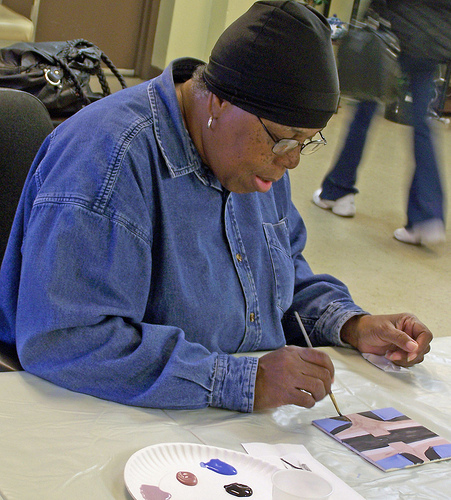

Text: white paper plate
xmin=124 ymin=442 xmax=278 ymax=499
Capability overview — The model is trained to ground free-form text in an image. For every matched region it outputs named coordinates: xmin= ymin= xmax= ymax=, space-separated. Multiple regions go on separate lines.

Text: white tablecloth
xmin=0 ymin=337 xmax=450 ymax=500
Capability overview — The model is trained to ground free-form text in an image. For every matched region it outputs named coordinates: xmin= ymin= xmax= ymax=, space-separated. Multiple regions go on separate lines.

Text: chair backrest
xmin=0 ymin=88 xmax=53 ymax=371
xmin=0 ymin=0 xmax=41 ymax=46
xmin=0 ymin=341 xmax=23 ymax=371
xmin=0 ymin=87 xmax=53 ymax=263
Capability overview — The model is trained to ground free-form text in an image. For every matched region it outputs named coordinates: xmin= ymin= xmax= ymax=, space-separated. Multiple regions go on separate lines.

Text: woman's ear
xmin=207 ymin=92 xmax=230 ymax=120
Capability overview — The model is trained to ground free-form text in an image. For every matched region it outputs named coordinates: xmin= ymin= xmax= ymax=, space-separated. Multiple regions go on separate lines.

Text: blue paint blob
xmin=372 ymin=407 xmax=404 ymax=421
xmin=432 ymin=443 xmax=451 ymax=459
xmin=376 ymin=454 xmax=414 ymax=471
xmin=200 ymin=458 xmax=237 ymax=475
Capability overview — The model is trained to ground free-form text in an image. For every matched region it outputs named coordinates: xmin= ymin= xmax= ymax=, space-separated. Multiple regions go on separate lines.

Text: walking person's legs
xmin=313 ymin=100 xmax=378 ymax=217
xmin=394 ymin=55 xmax=446 ymax=245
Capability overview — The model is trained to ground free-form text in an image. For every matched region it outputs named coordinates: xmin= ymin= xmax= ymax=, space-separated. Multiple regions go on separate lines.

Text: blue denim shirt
xmin=0 ymin=59 xmax=364 ymax=412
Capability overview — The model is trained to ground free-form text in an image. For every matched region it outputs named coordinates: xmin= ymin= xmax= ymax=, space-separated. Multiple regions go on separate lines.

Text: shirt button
xmin=236 ymin=253 xmax=243 ymax=262
xmin=249 ymin=313 xmax=255 ymax=322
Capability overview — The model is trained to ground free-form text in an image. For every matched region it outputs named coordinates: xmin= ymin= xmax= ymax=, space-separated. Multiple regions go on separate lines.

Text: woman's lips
xmin=255 ymin=175 xmax=273 ymax=192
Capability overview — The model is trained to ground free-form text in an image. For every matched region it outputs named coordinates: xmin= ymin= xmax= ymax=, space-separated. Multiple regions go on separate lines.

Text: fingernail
xmin=406 ymin=340 xmax=418 ymax=351
xmin=407 ymin=352 xmax=417 ymax=362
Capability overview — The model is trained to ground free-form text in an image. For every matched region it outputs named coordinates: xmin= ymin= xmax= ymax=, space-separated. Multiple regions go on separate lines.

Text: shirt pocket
xmin=263 ymin=218 xmax=295 ymax=312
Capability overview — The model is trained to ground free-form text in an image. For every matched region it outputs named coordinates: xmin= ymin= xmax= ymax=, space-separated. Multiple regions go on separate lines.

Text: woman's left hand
xmin=340 ymin=313 xmax=432 ymax=367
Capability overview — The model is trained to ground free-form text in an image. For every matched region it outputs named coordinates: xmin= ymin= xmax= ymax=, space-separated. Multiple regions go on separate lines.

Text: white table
xmin=0 ymin=337 xmax=450 ymax=500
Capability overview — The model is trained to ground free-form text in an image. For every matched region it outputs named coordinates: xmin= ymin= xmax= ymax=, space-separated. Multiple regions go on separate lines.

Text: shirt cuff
xmin=210 ymin=354 xmax=258 ymax=412
xmin=313 ymin=301 xmax=369 ymax=347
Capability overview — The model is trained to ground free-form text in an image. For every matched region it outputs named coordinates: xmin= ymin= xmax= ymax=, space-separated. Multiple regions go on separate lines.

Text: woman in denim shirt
xmin=0 ymin=1 xmax=432 ymax=412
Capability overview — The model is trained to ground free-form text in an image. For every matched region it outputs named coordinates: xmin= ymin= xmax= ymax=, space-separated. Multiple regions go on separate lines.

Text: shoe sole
xmin=393 ymin=228 xmax=446 ymax=246
xmin=312 ymin=189 xmax=356 ymax=217
xmin=331 ymin=207 xmax=356 ymax=217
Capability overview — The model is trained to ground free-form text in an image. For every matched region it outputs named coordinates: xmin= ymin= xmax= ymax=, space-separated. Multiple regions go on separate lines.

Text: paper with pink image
xmin=312 ymin=407 xmax=451 ymax=472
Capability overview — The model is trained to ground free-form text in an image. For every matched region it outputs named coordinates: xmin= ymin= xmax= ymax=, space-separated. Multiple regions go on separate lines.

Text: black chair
xmin=0 ymin=88 xmax=54 ymax=371
xmin=0 ymin=341 xmax=23 ymax=371
xmin=0 ymin=87 xmax=53 ymax=261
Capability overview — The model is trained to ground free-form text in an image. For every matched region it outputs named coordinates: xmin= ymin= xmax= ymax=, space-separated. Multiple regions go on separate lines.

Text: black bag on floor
xmin=0 ymin=39 xmax=127 ymax=117
xmin=337 ymin=16 xmax=400 ymax=104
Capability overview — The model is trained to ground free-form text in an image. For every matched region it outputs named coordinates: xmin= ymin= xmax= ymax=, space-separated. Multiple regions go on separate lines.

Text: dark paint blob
xmin=140 ymin=484 xmax=172 ymax=500
xmin=200 ymin=458 xmax=237 ymax=475
xmin=224 ymin=483 xmax=253 ymax=497
xmin=176 ymin=470 xmax=198 ymax=486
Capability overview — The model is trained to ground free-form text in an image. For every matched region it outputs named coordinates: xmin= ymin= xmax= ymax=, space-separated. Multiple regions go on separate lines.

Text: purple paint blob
xmin=224 ymin=482 xmax=253 ymax=497
xmin=200 ymin=458 xmax=237 ymax=475
xmin=140 ymin=484 xmax=172 ymax=500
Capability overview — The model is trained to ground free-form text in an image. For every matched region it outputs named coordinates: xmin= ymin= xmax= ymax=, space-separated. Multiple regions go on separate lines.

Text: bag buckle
xmin=44 ymin=68 xmax=63 ymax=87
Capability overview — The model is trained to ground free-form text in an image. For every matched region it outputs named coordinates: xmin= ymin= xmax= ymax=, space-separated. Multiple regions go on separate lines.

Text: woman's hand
xmin=340 ymin=313 xmax=432 ymax=366
xmin=253 ymin=345 xmax=334 ymax=410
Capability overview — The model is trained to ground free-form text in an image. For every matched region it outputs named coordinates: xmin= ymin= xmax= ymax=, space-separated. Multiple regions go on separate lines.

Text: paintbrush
xmin=294 ymin=311 xmax=345 ymax=419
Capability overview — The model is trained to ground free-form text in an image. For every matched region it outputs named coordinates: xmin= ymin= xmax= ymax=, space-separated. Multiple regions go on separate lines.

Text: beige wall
xmin=152 ymin=0 xmax=255 ymax=69
xmin=327 ymin=0 xmax=353 ymax=23
xmin=3 ymin=0 xmax=364 ymax=73
xmin=224 ymin=0 xmax=256 ymax=27
xmin=151 ymin=0 xmax=368 ymax=70
xmin=3 ymin=0 xmax=160 ymax=74
xmin=328 ymin=0 xmax=371 ymax=22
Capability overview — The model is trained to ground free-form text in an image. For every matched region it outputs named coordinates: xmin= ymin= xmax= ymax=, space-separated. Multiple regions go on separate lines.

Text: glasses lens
xmin=272 ymin=139 xmax=300 ymax=156
xmin=300 ymin=141 xmax=325 ymax=155
xmin=300 ymin=132 xmax=327 ymax=156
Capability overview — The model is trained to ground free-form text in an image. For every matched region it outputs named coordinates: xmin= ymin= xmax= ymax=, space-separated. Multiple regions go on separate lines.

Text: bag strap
xmin=59 ymin=41 xmax=91 ymax=106
xmin=99 ymin=50 xmax=128 ymax=94
xmin=58 ymin=39 xmax=128 ymax=107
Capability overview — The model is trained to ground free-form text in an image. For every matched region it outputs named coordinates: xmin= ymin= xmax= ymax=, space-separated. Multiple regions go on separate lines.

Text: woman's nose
xmin=273 ymin=148 xmax=301 ymax=170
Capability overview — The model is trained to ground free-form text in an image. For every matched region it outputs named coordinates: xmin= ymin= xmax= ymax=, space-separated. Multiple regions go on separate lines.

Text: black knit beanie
xmin=204 ymin=0 xmax=339 ymax=128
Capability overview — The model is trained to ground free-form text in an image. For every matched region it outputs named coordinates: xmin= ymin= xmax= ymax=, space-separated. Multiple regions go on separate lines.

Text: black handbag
xmin=337 ymin=15 xmax=400 ymax=104
xmin=0 ymin=39 xmax=127 ymax=117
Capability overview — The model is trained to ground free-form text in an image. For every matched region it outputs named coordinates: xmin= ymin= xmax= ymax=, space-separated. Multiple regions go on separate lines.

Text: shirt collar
xmin=148 ymin=58 xmax=221 ymax=190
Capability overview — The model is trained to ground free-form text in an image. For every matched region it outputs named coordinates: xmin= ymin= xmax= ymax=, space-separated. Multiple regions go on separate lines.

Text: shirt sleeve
xmin=210 ymin=354 xmax=259 ymax=412
xmin=15 ymin=198 xmax=256 ymax=411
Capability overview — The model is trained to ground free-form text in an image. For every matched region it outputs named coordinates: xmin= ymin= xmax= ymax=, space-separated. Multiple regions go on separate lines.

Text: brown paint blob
xmin=176 ymin=470 xmax=198 ymax=486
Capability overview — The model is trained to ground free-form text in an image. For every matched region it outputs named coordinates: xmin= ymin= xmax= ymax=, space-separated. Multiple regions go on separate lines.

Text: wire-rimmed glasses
xmin=257 ymin=116 xmax=327 ymax=156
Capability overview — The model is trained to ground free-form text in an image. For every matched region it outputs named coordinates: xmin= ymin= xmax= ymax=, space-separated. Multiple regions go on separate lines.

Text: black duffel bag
xmin=0 ymin=39 xmax=127 ymax=117
xmin=337 ymin=16 xmax=400 ymax=104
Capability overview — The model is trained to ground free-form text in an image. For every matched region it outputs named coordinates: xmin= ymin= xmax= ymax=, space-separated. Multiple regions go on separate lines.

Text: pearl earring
xmin=207 ymin=116 xmax=213 ymax=129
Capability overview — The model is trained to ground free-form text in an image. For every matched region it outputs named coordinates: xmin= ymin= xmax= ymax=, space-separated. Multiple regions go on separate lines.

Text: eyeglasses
xmin=257 ymin=116 xmax=327 ymax=156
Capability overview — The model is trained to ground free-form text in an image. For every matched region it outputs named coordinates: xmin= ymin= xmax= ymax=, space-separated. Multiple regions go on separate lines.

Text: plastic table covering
xmin=0 ymin=337 xmax=450 ymax=500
